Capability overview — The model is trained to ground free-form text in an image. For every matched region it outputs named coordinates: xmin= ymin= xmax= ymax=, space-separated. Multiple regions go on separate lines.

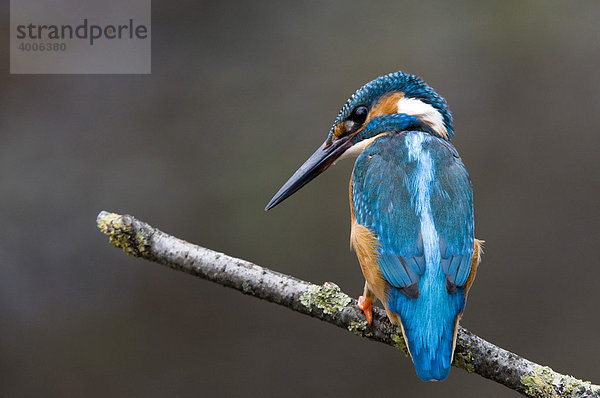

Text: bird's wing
xmin=352 ymin=134 xmax=424 ymax=297
xmin=433 ymin=139 xmax=474 ymax=288
xmin=352 ymin=133 xmax=474 ymax=297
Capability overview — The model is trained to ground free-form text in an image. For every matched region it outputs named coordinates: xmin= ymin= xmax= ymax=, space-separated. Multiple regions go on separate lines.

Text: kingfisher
xmin=265 ymin=71 xmax=482 ymax=381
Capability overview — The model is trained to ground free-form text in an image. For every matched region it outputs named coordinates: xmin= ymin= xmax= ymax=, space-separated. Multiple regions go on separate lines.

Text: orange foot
xmin=358 ymin=295 xmax=373 ymax=324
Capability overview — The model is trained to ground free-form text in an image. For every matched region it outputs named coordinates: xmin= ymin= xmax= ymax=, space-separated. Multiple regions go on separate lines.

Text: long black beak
xmin=265 ymin=137 xmax=353 ymax=210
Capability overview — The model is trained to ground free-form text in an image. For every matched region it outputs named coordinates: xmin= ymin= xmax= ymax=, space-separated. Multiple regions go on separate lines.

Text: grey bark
xmin=97 ymin=210 xmax=599 ymax=398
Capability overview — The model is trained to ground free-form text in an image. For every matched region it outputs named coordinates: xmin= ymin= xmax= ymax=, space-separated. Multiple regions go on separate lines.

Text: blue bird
xmin=266 ymin=71 xmax=482 ymax=381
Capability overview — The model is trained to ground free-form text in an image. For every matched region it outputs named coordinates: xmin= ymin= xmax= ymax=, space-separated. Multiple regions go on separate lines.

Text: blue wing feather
xmin=431 ymin=139 xmax=474 ymax=286
xmin=353 ymin=138 xmax=424 ymax=289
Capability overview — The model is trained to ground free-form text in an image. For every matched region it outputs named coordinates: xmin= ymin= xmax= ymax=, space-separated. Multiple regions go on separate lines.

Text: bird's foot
xmin=358 ymin=295 xmax=373 ymax=324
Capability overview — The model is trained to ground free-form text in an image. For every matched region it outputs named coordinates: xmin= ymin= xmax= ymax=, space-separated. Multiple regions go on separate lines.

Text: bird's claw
xmin=358 ymin=295 xmax=373 ymax=324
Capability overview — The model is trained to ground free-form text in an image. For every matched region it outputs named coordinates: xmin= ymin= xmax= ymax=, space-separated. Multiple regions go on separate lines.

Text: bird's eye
xmin=349 ymin=105 xmax=368 ymax=125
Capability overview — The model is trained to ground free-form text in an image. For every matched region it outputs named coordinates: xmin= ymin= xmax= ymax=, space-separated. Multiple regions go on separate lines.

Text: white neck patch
xmin=335 ymin=134 xmax=381 ymax=163
xmin=396 ymin=97 xmax=448 ymax=138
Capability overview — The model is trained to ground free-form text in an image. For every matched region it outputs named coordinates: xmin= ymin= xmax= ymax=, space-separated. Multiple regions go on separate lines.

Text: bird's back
xmin=351 ymin=131 xmax=474 ymax=381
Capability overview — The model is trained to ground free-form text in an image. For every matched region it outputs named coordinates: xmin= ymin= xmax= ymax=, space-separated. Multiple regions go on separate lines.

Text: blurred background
xmin=2 ymin=1 xmax=600 ymax=396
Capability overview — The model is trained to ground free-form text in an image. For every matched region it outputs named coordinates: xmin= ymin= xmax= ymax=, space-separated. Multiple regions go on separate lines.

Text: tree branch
xmin=96 ymin=210 xmax=598 ymax=398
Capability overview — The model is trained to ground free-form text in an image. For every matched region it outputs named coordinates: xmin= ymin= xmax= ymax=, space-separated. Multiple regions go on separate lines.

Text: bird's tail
xmin=402 ymin=309 xmax=458 ymax=381
xmin=387 ymin=283 xmax=465 ymax=381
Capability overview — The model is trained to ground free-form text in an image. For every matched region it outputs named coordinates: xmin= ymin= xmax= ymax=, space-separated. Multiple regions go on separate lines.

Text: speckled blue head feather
xmin=327 ymin=71 xmax=454 ymax=141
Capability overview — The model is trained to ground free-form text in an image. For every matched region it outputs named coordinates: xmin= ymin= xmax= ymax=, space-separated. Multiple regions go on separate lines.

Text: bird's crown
xmin=327 ymin=71 xmax=454 ymax=143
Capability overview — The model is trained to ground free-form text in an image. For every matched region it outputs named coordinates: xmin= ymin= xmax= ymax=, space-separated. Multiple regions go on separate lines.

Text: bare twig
xmin=96 ymin=211 xmax=599 ymax=398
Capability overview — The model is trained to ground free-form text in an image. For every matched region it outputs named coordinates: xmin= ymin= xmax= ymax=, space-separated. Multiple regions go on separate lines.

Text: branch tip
xmin=96 ymin=211 xmax=151 ymax=257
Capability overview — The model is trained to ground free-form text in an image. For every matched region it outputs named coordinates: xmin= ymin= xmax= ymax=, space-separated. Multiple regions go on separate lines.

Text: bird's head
xmin=265 ymin=71 xmax=453 ymax=210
